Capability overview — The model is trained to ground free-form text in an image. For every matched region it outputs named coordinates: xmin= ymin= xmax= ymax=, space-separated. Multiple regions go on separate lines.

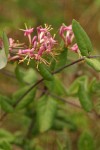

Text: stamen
xmin=40 ymin=57 xmax=50 ymax=66
xmin=18 ymin=55 xmax=28 ymax=64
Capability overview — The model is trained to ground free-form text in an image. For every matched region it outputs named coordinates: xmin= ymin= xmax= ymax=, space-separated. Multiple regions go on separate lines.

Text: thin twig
xmin=13 ymin=78 xmax=44 ymax=107
xmin=50 ymin=93 xmax=82 ymax=109
xmin=0 ymin=78 xmax=44 ymax=122
xmin=53 ymin=55 xmax=100 ymax=74
xmin=53 ymin=57 xmax=84 ymax=74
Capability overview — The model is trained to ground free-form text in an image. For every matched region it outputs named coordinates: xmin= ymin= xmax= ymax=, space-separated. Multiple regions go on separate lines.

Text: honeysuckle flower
xmin=9 ymin=38 xmax=15 ymax=51
xmin=9 ymin=38 xmax=24 ymax=51
xmin=70 ymin=43 xmax=78 ymax=53
xmin=20 ymin=28 xmax=34 ymax=36
xmin=9 ymin=38 xmax=14 ymax=47
xmin=32 ymin=36 xmax=38 ymax=49
xmin=20 ymin=27 xmax=34 ymax=45
xmin=18 ymin=48 xmax=34 ymax=55
xmin=43 ymin=34 xmax=57 ymax=52
xmin=59 ymin=24 xmax=74 ymax=47
xmin=8 ymin=24 xmax=57 ymax=65
xmin=37 ymin=45 xmax=45 ymax=57
xmin=37 ymin=26 xmax=48 ymax=43
xmin=59 ymin=25 xmax=72 ymax=36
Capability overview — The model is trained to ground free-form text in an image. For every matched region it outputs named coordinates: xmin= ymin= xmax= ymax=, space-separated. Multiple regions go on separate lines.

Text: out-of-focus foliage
xmin=0 ymin=0 xmax=100 ymax=150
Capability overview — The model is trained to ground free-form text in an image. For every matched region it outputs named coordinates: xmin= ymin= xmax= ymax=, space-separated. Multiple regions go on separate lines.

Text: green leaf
xmin=85 ymin=58 xmax=100 ymax=72
xmin=0 ymin=129 xmax=14 ymax=143
xmin=50 ymin=58 xmax=56 ymax=71
xmin=13 ymin=86 xmax=36 ymax=109
xmin=0 ymin=140 xmax=11 ymax=150
xmin=0 ymin=47 xmax=7 ymax=69
xmin=57 ymin=140 xmax=64 ymax=150
xmin=53 ymin=118 xmax=76 ymax=131
xmin=78 ymin=82 xmax=93 ymax=112
xmin=72 ymin=19 xmax=93 ymax=56
xmin=12 ymin=86 xmax=29 ymax=104
xmin=78 ymin=131 xmax=95 ymax=150
xmin=55 ymin=47 xmax=68 ymax=69
xmin=36 ymin=96 xmax=57 ymax=132
xmin=53 ymin=119 xmax=67 ymax=130
xmin=23 ymin=68 xmax=37 ymax=84
xmin=68 ymin=76 xmax=88 ymax=95
xmin=54 ymin=110 xmax=77 ymax=131
xmin=2 ymin=32 xmax=9 ymax=57
xmin=35 ymin=146 xmax=44 ymax=150
xmin=88 ymin=78 xmax=100 ymax=95
xmin=0 ymin=95 xmax=13 ymax=113
xmin=89 ymin=79 xmax=100 ymax=94
xmin=15 ymin=66 xmax=37 ymax=84
xmin=44 ymin=76 xmax=67 ymax=96
xmin=15 ymin=65 xmax=24 ymax=83
xmin=38 ymin=63 xmax=53 ymax=81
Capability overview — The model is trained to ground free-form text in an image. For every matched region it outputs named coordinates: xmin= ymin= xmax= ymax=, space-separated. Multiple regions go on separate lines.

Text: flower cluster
xmin=9 ymin=24 xmax=57 ymax=65
xmin=8 ymin=23 xmax=80 ymax=65
xmin=59 ymin=24 xmax=79 ymax=53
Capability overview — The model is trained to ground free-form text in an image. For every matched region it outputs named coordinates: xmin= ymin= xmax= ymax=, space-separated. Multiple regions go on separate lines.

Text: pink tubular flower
xmin=70 ymin=43 xmax=78 ymax=53
xmin=43 ymin=33 xmax=57 ymax=52
xmin=9 ymin=38 xmax=15 ymax=50
xmin=20 ymin=28 xmax=34 ymax=36
xmin=9 ymin=38 xmax=25 ymax=52
xmin=32 ymin=25 xmax=57 ymax=60
xmin=59 ymin=25 xmax=72 ymax=36
xmin=32 ymin=36 xmax=37 ymax=49
xmin=59 ymin=24 xmax=74 ymax=47
xmin=9 ymin=38 xmax=14 ymax=47
xmin=18 ymin=48 xmax=34 ymax=55
xmin=8 ymin=24 xmax=57 ymax=65
xmin=38 ymin=45 xmax=45 ymax=56
xmin=37 ymin=26 xmax=47 ymax=43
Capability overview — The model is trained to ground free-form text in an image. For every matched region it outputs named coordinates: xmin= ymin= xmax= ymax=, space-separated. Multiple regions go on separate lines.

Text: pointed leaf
xmin=38 ymin=63 xmax=53 ymax=81
xmin=35 ymin=146 xmax=44 ymax=150
xmin=85 ymin=58 xmax=100 ymax=72
xmin=68 ymin=76 xmax=88 ymax=95
xmin=0 ymin=141 xmax=11 ymax=150
xmin=78 ymin=131 xmax=95 ymax=150
xmin=55 ymin=47 xmax=68 ymax=69
xmin=15 ymin=65 xmax=24 ymax=83
xmin=44 ymin=76 xmax=67 ymax=96
xmin=2 ymin=32 xmax=9 ymax=57
xmin=0 ymin=129 xmax=14 ymax=143
xmin=0 ymin=95 xmax=13 ymax=113
xmin=13 ymin=86 xmax=36 ymax=109
xmin=36 ymin=96 xmax=57 ymax=132
xmin=78 ymin=82 xmax=93 ymax=112
xmin=15 ymin=66 xmax=37 ymax=84
xmin=23 ymin=68 xmax=37 ymax=84
xmin=72 ymin=19 xmax=93 ymax=56
xmin=55 ymin=110 xmax=77 ymax=131
xmin=53 ymin=119 xmax=67 ymax=130
xmin=50 ymin=58 xmax=56 ymax=71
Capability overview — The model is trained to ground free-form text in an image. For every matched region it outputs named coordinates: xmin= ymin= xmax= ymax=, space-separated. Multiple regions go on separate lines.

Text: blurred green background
xmin=0 ymin=0 xmax=100 ymax=150
xmin=0 ymin=0 xmax=100 ymax=49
